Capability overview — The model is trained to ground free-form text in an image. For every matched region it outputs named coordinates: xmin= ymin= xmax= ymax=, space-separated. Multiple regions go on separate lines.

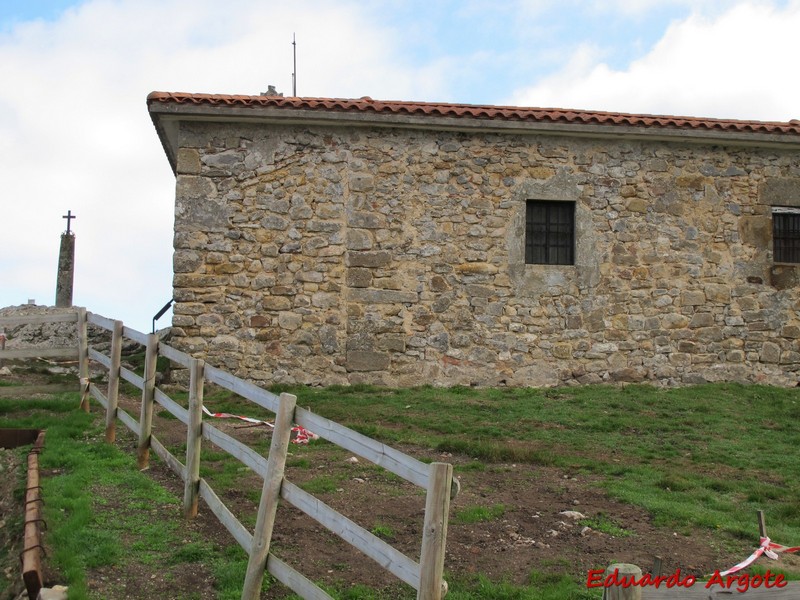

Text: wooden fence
xmin=0 ymin=310 xmax=85 ymax=361
xmin=1 ymin=308 xmax=453 ymax=600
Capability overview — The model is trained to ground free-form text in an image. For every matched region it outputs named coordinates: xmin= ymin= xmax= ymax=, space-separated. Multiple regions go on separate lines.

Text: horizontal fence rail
xmin=50 ymin=309 xmax=454 ymax=600
xmin=0 ymin=311 xmax=80 ymax=360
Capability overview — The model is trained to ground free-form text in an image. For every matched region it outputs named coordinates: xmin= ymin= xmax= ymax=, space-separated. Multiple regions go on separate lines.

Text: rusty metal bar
xmin=21 ymin=431 xmax=46 ymax=600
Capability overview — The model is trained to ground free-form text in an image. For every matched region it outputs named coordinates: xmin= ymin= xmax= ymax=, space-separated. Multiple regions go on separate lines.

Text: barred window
xmin=772 ymin=207 xmax=800 ymax=263
xmin=525 ymin=200 xmax=575 ymax=265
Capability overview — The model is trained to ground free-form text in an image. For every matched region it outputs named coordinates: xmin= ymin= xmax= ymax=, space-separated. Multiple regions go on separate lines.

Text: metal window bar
xmin=526 ymin=201 xmax=575 ymax=265
xmin=774 ymin=212 xmax=800 ymax=263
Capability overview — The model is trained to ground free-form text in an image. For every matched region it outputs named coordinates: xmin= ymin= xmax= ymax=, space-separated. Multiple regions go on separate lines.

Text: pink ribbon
xmin=201 ymin=405 xmax=318 ymax=444
xmin=719 ymin=536 xmax=800 ymax=576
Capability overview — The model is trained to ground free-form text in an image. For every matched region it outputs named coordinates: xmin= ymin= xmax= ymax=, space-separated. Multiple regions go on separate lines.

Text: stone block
xmin=377 ymin=335 xmax=406 ymax=352
xmin=311 ymin=292 xmax=339 ymax=308
xmin=346 ymin=268 xmax=373 ymax=288
xmin=318 ymin=325 xmax=339 ymax=354
xmin=278 ymin=312 xmax=303 ymax=330
xmin=346 ymin=251 xmax=392 ymax=268
xmin=662 ymin=313 xmax=690 ymax=329
xmin=432 ymin=295 xmax=453 ymax=313
xmin=681 ymin=290 xmax=706 ymax=306
xmin=210 ymin=335 xmax=239 ymax=351
xmin=347 ymin=211 xmax=385 ymax=229
xmin=215 ymin=262 xmax=244 ymax=274
xmin=771 ymin=265 xmax=800 ymax=291
xmin=689 ymin=313 xmax=714 ymax=328
xmin=509 ymin=364 xmax=559 ymax=387
xmin=585 ymin=309 xmax=605 ymax=333
xmin=782 ymin=324 xmax=800 ymax=339
xmin=262 ymin=296 xmax=292 ymax=311
xmin=177 ymin=148 xmax=201 ymax=174
xmin=726 ymin=349 xmax=745 ymax=363
xmin=173 ymin=250 xmax=202 ymax=273
xmin=704 ymin=284 xmax=731 ymax=304
xmin=250 ymin=315 xmax=270 ymax=327
xmin=759 ymin=177 xmax=800 ymax=205
xmin=738 ymin=216 xmax=771 ymax=247
xmin=173 ymin=274 xmax=228 ymax=288
xmin=196 ymin=313 xmax=223 ymax=326
xmin=780 ymin=350 xmax=800 ymax=364
xmin=761 ymin=341 xmax=781 ymax=363
xmin=610 ymin=367 xmax=646 ymax=382
xmin=349 ymin=174 xmax=375 ymax=191
xmin=251 ymin=274 xmax=276 ymax=290
xmin=669 ymin=352 xmax=692 ymax=366
xmin=346 ymin=230 xmax=373 ymax=250
xmin=430 ymin=275 xmax=449 ymax=292
xmin=346 ymin=350 xmax=390 ymax=371
xmin=172 ymin=315 xmax=195 ymax=327
xmin=626 ymin=198 xmax=648 ymax=213
xmin=455 ymin=262 xmax=498 ymax=275
xmin=465 ymin=284 xmax=494 ymax=298
xmin=348 ymin=289 xmax=418 ymax=304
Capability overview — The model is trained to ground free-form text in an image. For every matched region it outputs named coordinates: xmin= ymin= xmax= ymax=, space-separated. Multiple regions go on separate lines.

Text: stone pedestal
xmin=55 ymin=233 xmax=75 ymax=308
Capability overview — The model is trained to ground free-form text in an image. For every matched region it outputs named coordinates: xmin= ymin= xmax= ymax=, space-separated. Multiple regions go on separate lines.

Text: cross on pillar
xmin=63 ymin=210 xmax=76 ymax=234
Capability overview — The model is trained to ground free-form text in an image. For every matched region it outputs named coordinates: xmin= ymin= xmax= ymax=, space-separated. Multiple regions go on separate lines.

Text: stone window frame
xmin=771 ymin=206 xmax=800 ymax=264
xmin=507 ymin=171 xmax=600 ymax=294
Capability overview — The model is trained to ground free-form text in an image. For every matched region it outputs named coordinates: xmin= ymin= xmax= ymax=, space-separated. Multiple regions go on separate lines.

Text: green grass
xmin=4 ymin=380 xmax=800 ymax=599
xmin=578 ymin=513 xmax=631 ymax=538
xmin=444 ymin=572 xmax=598 ymax=600
xmin=273 ymin=383 xmax=800 ymax=549
xmin=453 ymin=504 xmax=506 ymax=524
xmin=0 ymin=394 xmax=269 ymax=600
xmin=301 ymin=474 xmax=341 ymax=494
xmin=370 ymin=523 xmax=395 ymax=540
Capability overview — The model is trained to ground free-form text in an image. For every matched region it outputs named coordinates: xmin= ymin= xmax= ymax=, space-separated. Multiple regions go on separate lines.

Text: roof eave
xmin=148 ymin=101 xmax=800 ymax=174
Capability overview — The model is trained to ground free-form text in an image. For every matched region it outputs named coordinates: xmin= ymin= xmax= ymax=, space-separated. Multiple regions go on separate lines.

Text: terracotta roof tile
xmin=147 ymin=91 xmax=800 ymax=136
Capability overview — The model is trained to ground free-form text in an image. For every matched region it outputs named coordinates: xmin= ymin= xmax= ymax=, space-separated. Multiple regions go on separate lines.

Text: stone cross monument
xmin=55 ymin=210 xmax=76 ymax=308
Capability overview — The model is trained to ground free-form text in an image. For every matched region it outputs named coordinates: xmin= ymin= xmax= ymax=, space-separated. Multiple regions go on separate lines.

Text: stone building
xmin=148 ymin=92 xmax=800 ymax=387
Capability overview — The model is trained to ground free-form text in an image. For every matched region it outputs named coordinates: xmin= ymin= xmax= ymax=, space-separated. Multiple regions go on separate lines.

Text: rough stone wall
xmin=170 ymin=120 xmax=800 ymax=387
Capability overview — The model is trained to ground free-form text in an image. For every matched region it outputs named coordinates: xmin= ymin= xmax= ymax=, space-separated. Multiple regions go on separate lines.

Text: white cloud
xmin=3 ymin=0 xmax=799 ymax=334
xmin=0 ymin=0 xmax=448 ymax=331
xmin=509 ymin=1 xmax=800 ymax=121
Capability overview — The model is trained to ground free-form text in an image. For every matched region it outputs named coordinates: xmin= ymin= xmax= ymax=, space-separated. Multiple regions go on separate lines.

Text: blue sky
xmin=1 ymin=0 xmax=799 ymax=331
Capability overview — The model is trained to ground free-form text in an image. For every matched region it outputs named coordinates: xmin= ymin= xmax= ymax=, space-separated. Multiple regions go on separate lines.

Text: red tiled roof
xmin=147 ymin=91 xmax=800 ymax=136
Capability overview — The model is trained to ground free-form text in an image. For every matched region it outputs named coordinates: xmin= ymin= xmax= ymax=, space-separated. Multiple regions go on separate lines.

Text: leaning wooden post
xmin=601 ymin=563 xmax=642 ymax=600
xmin=76 ymin=307 xmax=90 ymax=412
xmin=758 ymin=510 xmax=767 ymax=538
xmin=183 ymin=357 xmax=205 ymax=518
xmin=104 ymin=319 xmax=123 ymax=443
xmin=241 ymin=392 xmax=297 ymax=600
xmin=418 ymin=462 xmax=453 ymax=600
xmin=137 ymin=333 xmax=159 ymax=469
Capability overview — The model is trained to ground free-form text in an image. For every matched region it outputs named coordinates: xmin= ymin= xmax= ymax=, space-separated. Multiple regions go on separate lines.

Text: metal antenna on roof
xmin=292 ymin=33 xmax=297 ymax=97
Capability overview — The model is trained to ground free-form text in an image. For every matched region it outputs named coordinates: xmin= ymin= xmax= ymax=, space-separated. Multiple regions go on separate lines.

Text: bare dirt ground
xmin=0 ymin=359 xmax=750 ymax=599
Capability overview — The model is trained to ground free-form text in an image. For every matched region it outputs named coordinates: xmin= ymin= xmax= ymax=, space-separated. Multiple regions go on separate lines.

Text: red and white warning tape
xmin=719 ymin=536 xmax=800 ymax=576
xmin=202 ymin=405 xmax=274 ymax=427
xmin=200 ymin=405 xmax=318 ymax=444
xmin=291 ymin=426 xmax=319 ymax=444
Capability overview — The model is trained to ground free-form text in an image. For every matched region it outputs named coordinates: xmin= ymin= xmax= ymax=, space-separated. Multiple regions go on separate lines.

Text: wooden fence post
xmin=137 ymin=333 xmax=159 ymax=469
xmin=76 ymin=307 xmax=90 ymax=412
xmin=104 ymin=319 xmax=123 ymax=443
xmin=418 ymin=462 xmax=453 ymax=600
xmin=183 ymin=357 xmax=205 ymax=518
xmin=241 ymin=392 xmax=297 ymax=600
xmin=602 ymin=563 xmax=642 ymax=600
